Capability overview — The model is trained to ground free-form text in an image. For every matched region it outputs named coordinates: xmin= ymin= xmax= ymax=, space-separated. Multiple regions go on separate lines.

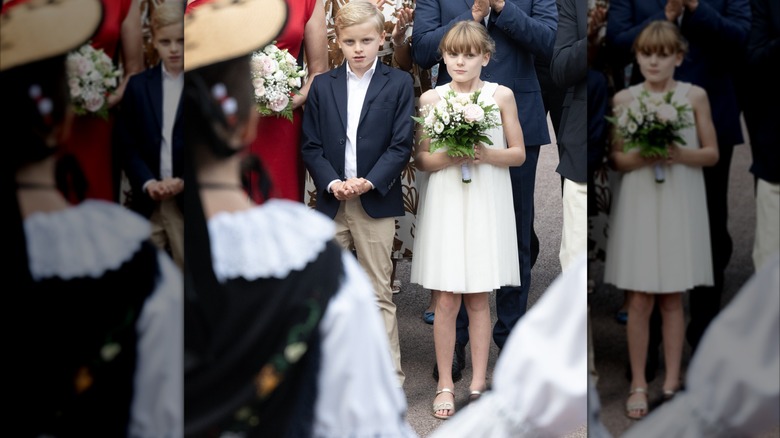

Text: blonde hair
xmin=335 ymin=0 xmax=385 ymax=36
xmin=151 ymin=1 xmax=184 ymax=32
xmin=439 ymin=20 xmax=496 ymax=56
xmin=633 ymin=20 xmax=688 ymax=56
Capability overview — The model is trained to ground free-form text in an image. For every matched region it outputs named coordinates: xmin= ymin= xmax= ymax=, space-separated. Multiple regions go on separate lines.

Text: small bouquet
xmin=66 ymin=42 xmax=123 ymax=120
xmin=607 ymin=88 xmax=694 ymax=183
xmin=413 ymin=89 xmax=501 ymax=183
xmin=250 ymin=43 xmax=306 ymax=122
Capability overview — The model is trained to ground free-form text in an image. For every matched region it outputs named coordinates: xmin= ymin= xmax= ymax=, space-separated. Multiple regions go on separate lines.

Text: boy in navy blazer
xmin=118 ymin=2 xmax=184 ymax=268
xmin=301 ymin=1 xmax=414 ymax=386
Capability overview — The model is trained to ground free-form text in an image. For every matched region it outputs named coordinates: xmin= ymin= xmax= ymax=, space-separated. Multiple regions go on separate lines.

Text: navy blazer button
xmin=339 ymin=138 xmax=345 ymax=144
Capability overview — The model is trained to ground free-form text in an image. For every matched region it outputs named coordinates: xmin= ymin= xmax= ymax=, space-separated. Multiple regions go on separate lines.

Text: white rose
xmin=264 ymin=44 xmax=279 ymax=54
xmin=463 ymin=103 xmax=485 ymax=123
xmin=273 ymin=70 xmax=286 ymax=82
xmin=656 ymin=103 xmax=678 ymax=123
xmin=70 ymin=84 xmax=82 ymax=98
xmin=254 ymin=84 xmax=266 ymax=98
xmin=103 ymin=76 xmax=117 ymax=89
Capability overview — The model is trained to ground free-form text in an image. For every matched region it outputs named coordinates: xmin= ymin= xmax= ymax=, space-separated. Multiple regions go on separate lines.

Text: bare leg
xmin=433 ymin=291 xmax=460 ymax=417
xmin=658 ymin=292 xmax=684 ymax=393
xmin=463 ymin=292 xmax=491 ymax=393
xmin=626 ymin=291 xmax=654 ymax=418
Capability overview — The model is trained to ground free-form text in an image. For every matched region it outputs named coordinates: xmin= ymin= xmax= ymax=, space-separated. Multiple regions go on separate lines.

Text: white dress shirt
xmin=160 ymin=64 xmax=183 ymax=180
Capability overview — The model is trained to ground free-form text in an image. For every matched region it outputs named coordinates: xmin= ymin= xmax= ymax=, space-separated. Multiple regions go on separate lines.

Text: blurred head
xmin=335 ymin=0 xmax=385 ymax=76
xmin=0 ymin=0 xmax=102 ymax=170
xmin=152 ymin=1 xmax=184 ymax=75
xmin=184 ymin=0 xmax=286 ymax=160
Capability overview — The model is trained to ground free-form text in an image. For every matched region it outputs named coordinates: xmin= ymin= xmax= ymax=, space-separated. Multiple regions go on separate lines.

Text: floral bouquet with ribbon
xmin=413 ymin=89 xmax=501 ymax=183
xmin=66 ymin=42 xmax=122 ymax=120
xmin=250 ymin=42 xmax=306 ymax=122
xmin=607 ymin=88 xmax=694 ymax=183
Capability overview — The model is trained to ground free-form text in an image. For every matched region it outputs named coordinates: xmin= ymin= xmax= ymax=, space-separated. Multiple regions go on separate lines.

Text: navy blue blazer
xmin=301 ymin=61 xmax=414 ymax=219
xmin=117 ymin=64 xmax=183 ymax=217
xmin=411 ymin=0 xmax=558 ymax=147
xmin=606 ymin=0 xmax=751 ymax=149
xmin=551 ymin=0 xmax=587 ymax=183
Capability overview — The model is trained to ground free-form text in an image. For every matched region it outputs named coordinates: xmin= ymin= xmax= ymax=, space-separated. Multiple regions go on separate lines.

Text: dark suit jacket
xmin=606 ymin=0 xmax=751 ymax=148
xmin=742 ymin=0 xmax=779 ymax=182
xmin=117 ymin=64 xmax=183 ymax=218
xmin=551 ymin=0 xmax=587 ymax=183
xmin=411 ymin=0 xmax=558 ymax=147
xmin=301 ymin=61 xmax=414 ymax=219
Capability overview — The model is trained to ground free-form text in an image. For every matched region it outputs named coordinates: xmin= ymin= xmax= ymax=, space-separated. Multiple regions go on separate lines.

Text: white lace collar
xmin=24 ymin=200 xmax=151 ymax=281
xmin=207 ymin=199 xmax=335 ymax=283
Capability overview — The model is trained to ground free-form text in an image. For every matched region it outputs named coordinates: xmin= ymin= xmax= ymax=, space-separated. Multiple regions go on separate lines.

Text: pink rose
xmin=268 ymin=94 xmax=289 ymax=113
xmin=83 ymin=91 xmax=105 ymax=113
xmin=463 ymin=103 xmax=484 ymax=123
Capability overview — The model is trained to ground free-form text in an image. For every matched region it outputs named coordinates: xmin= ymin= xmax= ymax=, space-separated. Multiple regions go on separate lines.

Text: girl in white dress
xmin=411 ymin=20 xmax=526 ymax=420
xmin=604 ymin=21 xmax=718 ymax=420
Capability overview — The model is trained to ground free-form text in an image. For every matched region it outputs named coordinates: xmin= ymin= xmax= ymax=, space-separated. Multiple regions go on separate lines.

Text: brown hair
xmin=633 ymin=20 xmax=688 ymax=56
xmin=439 ymin=20 xmax=496 ymax=56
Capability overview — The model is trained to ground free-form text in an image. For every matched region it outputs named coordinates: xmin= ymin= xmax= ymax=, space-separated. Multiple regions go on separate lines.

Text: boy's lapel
xmin=358 ymin=62 xmax=389 ymax=127
xmin=146 ymin=64 xmax=163 ymax=133
xmin=331 ymin=64 xmax=348 ymax=132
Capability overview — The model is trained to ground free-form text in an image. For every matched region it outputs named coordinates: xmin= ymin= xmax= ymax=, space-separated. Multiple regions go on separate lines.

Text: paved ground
xmin=590 ymin=124 xmax=780 ymax=437
xmin=392 ymin=120 xmax=588 ymax=437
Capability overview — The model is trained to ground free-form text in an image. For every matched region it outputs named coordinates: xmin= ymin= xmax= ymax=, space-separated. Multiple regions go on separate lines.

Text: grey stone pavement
xmin=392 ymin=120 xmax=588 ymax=437
xmin=589 ymin=123 xmax=780 ymax=437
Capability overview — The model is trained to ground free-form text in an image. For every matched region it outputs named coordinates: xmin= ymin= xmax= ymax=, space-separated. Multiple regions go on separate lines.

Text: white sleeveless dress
xmin=604 ymin=82 xmax=713 ymax=293
xmin=410 ymin=82 xmax=520 ymax=293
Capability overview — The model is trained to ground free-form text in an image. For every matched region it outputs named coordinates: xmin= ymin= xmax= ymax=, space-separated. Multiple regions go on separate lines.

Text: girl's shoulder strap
xmin=434 ymin=84 xmax=449 ymax=99
xmin=481 ymin=81 xmax=499 ymax=97
xmin=672 ymin=81 xmax=692 ymax=102
xmin=627 ymin=83 xmax=644 ymax=98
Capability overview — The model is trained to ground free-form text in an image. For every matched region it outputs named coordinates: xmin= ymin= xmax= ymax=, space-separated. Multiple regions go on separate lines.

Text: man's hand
xmin=472 ymin=0 xmax=490 ymax=22
xmin=665 ymin=0 xmax=684 ymax=22
xmin=489 ymin=0 xmax=505 ymax=14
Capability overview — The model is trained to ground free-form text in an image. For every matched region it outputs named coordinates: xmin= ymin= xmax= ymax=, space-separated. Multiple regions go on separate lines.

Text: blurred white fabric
xmin=430 ymin=252 xmax=588 ymax=437
xmin=623 ymin=251 xmax=780 ymax=438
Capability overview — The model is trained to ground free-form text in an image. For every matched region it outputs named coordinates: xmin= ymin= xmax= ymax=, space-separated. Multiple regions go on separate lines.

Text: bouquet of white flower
xmin=413 ymin=89 xmax=501 ymax=183
xmin=66 ymin=42 xmax=122 ymax=120
xmin=250 ymin=43 xmax=306 ymax=122
xmin=607 ymin=88 xmax=694 ymax=183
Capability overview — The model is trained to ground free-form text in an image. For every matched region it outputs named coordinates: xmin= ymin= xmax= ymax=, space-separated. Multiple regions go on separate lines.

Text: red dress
xmin=248 ymin=0 xmax=318 ymax=203
xmin=60 ymin=0 xmax=133 ymax=202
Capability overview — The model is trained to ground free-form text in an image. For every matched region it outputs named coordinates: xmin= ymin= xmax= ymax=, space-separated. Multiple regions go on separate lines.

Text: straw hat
xmin=0 ymin=0 xmax=103 ymax=72
xmin=184 ymin=0 xmax=288 ymax=72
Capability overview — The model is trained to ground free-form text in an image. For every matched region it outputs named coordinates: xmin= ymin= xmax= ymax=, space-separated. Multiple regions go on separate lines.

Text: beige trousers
xmin=149 ymin=198 xmax=183 ymax=270
xmin=334 ymin=198 xmax=404 ymax=386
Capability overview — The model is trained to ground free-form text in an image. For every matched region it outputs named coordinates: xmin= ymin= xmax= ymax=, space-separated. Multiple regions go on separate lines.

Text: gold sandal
xmin=625 ymin=387 xmax=648 ymax=420
xmin=432 ymin=388 xmax=455 ymax=420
